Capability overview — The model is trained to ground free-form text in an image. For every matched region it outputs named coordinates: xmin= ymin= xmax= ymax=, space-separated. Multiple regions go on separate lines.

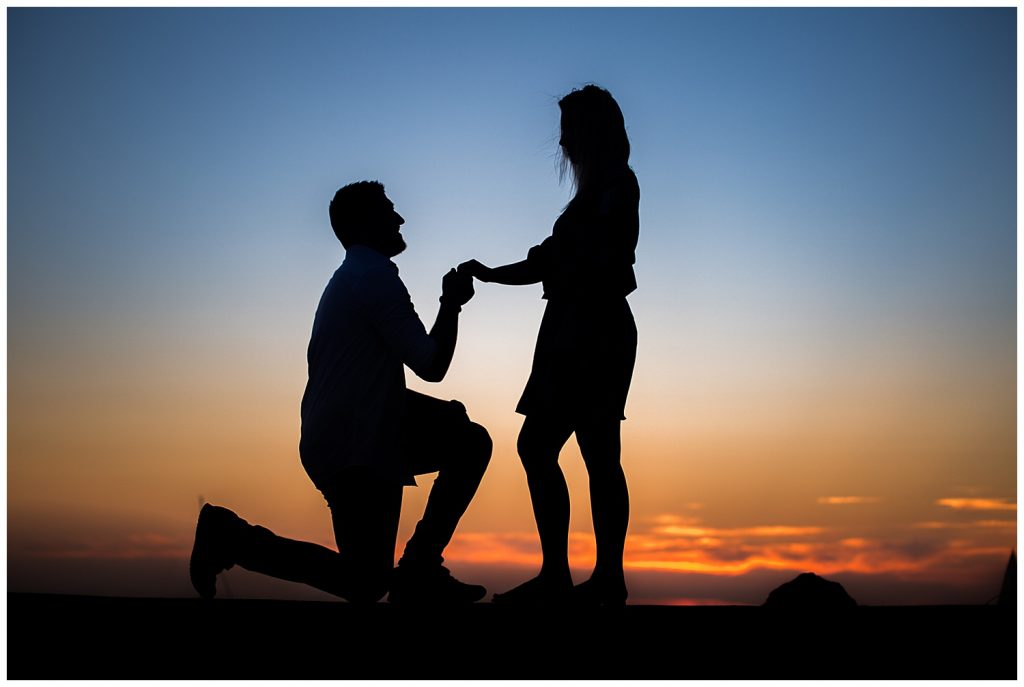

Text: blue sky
xmin=10 ymin=8 xmax=1014 ymax=350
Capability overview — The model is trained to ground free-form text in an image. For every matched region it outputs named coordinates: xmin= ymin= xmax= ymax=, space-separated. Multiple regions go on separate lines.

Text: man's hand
xmin=441 ymin=268 xmax=475 ymax=308
xmin=457 ymin=259 xmax=493 ymax=283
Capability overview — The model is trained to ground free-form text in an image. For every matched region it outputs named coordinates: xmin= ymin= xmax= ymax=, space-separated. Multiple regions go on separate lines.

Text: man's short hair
xmin=329 ymin=180 xmax=385 ymax=246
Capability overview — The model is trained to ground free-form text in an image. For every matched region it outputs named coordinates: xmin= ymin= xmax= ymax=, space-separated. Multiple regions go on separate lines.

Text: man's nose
xmin=395 ymin=213 xmax=405 ymax=226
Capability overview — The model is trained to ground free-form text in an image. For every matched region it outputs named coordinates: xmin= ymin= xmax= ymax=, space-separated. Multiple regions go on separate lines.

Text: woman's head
xmin=558 ymin=84 xmax=630 ymax=191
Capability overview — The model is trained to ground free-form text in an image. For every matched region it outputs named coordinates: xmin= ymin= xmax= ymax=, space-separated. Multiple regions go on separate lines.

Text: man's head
xmin=329 ymin=180 xmax=407 ymax=257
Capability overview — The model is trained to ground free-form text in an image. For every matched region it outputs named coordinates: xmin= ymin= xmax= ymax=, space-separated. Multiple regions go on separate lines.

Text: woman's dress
xmin=516 ymin=169 xmax=640 ymax=422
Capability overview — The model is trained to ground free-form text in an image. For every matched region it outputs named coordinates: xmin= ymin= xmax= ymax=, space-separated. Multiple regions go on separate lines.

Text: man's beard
xmin=384 ymin=233 xmax=407 ymax=258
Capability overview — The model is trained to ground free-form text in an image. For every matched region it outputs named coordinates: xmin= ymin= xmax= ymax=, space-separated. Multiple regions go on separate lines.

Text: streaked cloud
xmin=444 ymin=525 xmax=1009 ymax=579
xmin=937 ymin=498 xmax=1016 ymax=512
xmin=443 ymin=504 xmax=1015 ymax=581
xmin=13 ymin=508 xmax=1015 ymax=605
xmin=648 ymin=513 xmax=702 ymax=527
xmin=817 ymin=496 xmax=880 ymax=505
xmin=975 ymin=520 xmax=1018 ymax=528
xmin=651 ymin=520 xmax=826 ymax=539
xmin=913 ymin=519 xmax=1017 ymax=530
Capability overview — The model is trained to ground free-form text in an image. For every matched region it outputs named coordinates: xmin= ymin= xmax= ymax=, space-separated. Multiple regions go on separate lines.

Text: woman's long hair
xmin=558 ymin=85 xmax=631 ymax=195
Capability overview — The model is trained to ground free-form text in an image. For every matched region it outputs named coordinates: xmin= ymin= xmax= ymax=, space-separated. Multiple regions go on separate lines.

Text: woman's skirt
xmin=516 ymin=298 xmax=637 ymax=422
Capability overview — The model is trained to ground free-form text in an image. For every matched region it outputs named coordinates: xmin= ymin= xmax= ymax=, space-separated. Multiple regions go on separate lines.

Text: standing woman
xmin=460 ymin=85 xmax=639 ymax=606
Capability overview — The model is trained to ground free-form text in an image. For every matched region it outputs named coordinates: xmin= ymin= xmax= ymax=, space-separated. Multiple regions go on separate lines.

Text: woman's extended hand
xmin=458 ymin=259 xmax=493 ymax=283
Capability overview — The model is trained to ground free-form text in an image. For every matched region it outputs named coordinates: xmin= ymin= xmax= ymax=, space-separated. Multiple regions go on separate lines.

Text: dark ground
xmin=7 ymin=593 xmax=1017 ymax=679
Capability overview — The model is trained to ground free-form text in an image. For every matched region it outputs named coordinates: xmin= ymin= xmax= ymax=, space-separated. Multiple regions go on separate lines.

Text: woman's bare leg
xmin=493 ymin=414 xmax=574 ymax=602
xmin=576 ymin=418 xmax=629 ymax=600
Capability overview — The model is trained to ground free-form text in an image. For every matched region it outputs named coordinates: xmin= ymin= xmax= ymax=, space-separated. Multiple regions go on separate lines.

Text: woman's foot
xmin=491 ymin=573 xmax=572 ymax=606
xmin=568 ymin=575 xmax=628 ymax=607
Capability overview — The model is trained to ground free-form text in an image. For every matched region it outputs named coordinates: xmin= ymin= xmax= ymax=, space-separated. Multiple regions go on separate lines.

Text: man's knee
xmin=464 ymin=422 xmax=492 ymax=473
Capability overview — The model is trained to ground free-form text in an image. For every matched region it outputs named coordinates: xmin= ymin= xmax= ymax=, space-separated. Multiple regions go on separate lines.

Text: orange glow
xmin=817 ymin=496 xmax=880 ymax=505
xmin=10 ymin=501 xmax=1015 ymax=603
xmin=936 ymin=498 xmax=1016 ymax=511
xmin=655 ymin=598 xmax=747 ymax=606
xmin=652 ymin=524 xmax=826 ymax=538
xmin=974 ymin=520 xmax=1017 ymax=528
xmin=840 ymin=538 xmax=872 ymax=548
xmin=437 ymin=513 xmax=1016 ymax=580
xmin=913 ymin=519 xmax=1017 ymax=530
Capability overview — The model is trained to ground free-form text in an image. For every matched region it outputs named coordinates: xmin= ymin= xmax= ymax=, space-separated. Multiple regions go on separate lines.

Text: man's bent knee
xmin=463 ymin=422 xmax=492 ymax=474
xmin=469 ymin=422 xmax=492 ymax=457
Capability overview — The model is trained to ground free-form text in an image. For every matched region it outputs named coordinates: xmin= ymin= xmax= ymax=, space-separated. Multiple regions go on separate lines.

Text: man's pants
xmin=222 ymin=390 xmax=492 ymax=602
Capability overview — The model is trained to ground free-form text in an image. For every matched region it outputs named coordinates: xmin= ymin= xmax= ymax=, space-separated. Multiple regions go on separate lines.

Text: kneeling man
xmin=190 ymin=180 xmax=491 ymax=604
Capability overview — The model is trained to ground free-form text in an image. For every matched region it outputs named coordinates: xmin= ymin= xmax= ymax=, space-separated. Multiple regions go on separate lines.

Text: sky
xmin=7 ymin=8 xmax=1017 ymax=605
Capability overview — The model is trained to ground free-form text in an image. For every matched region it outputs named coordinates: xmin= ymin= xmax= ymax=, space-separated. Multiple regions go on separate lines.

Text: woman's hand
xmin=458 ymin=259 xmax=493 ymax=283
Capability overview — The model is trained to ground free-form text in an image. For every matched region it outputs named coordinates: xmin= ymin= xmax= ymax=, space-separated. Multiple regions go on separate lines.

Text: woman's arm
xmin=459 ymin=259 xmax=541 ymax=286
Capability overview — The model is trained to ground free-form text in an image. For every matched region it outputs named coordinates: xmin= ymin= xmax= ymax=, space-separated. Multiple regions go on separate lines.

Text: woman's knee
xmin=517 ymin=428 xmax=559 ymax=472
xmin=576 ymin=421 xmax=622 ymax=465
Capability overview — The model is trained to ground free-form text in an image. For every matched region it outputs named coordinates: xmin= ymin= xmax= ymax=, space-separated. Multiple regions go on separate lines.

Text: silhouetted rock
xmin=763 ymin=572 xmax=858 ymax=608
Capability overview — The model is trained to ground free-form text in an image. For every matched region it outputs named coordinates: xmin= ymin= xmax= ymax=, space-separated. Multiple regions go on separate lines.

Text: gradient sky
xmin=8 ymin=8 xmax=1016 ymax=605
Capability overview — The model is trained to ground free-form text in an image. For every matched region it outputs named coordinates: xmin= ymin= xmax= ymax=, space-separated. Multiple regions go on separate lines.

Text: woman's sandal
xmin=567 ymin=577 xmax=628 ymax=608
xmin=491 ymin=575 xmax=572 ymax=606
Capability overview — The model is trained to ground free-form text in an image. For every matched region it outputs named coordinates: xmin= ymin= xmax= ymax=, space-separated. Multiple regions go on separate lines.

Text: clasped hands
xmin=440 ymin=260 xmax=492 ymax=308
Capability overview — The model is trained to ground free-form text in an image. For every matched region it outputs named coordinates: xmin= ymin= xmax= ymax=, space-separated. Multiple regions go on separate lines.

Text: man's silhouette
xmin=190 ymin=180 xmax=491 ymax=604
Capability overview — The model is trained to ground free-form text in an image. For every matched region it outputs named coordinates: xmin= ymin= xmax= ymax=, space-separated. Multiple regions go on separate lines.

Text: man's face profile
xmin=361 ymin=192 xmax=407 ymax=258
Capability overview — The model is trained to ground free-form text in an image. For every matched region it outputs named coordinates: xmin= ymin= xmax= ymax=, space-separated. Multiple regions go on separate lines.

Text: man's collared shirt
xmin=299 ymin=246 xmax=436 ymax=487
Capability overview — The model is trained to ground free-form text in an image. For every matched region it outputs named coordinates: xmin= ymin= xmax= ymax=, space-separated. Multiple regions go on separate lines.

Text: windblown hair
xmin=558 ymin=85 xmax=631 ymax=194
xmin=329 ymin=180 xmax=385 ymax=246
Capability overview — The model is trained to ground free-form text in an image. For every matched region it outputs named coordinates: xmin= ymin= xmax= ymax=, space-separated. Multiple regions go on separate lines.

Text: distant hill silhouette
xmin=763 ymin=572 xmax=858 ymax=608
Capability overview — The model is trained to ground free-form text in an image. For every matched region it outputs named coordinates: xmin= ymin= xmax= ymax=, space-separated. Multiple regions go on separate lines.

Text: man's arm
xmin=366 ymin=266 xmax=473 ymax=383
xmin=418 ymin=269 xmax=473 ymax=382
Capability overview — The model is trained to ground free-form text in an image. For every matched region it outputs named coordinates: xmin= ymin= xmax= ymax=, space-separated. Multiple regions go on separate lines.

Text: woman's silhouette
xmin=460 ymin=85 xmax=639 ymax=606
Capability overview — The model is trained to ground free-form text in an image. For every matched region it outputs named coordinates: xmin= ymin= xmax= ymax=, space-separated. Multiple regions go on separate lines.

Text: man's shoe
xmin=388 ymin=564 xmax=486 ymax=605
xmin=189 ymin=503 xmax=239 ymax=599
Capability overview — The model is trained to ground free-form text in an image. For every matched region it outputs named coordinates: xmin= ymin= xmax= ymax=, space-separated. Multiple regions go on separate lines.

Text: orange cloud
xmin=913 ymin=520 xmax=1017 ymax=530
xmin=652 ymin=524 xmax=825 ymax=538
xmin=444 ymin=532 xmax=595 ymax=568
xmin=622 ymin=536 xmax=1006 ymax=576
xmin=817 ymin=496 xmax=880 ymax=505
xmin=445 ymin=508 xmax=1015 ymax=582
xmin=975 ymin=520 xmax=1018 ymax=528
xmin=937 ymin=498 xmax=1016 ymax=512
xmin=445 ymin=527 xmax=1010 ymax=579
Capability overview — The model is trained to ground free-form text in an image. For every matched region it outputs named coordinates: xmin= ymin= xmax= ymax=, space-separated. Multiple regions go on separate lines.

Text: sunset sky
xmin=8 ymin=7 xmax=1016 ymax=605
